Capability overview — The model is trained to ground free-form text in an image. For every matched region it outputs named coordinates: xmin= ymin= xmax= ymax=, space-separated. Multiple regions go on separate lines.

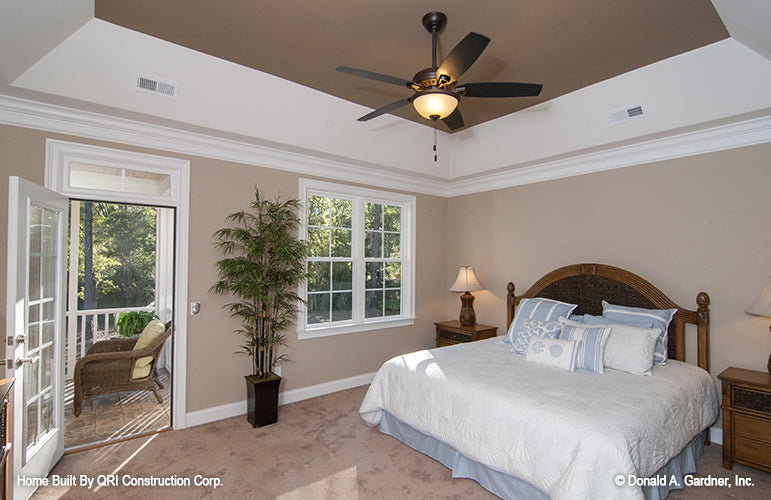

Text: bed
xmin=360 ymin=263 xmax=719 ymax=500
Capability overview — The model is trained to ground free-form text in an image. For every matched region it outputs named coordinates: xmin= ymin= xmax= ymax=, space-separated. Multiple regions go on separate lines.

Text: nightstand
xmin=718 ymin=367 xmax=771 ymax=473
xmin=435 ymin=320 xmax=497 ymax=348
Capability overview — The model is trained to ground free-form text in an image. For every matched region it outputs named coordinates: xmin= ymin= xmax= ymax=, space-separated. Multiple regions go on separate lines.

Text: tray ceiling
xmin=91 ymin=1 xmax=727 ymax=132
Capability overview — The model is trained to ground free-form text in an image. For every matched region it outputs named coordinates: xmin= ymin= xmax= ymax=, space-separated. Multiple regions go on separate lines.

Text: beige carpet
xmin=33 ymin=385 xmax=771 ymax=500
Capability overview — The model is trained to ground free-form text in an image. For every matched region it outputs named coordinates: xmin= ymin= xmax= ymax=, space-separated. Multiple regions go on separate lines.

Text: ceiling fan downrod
xmin=421 ymin=11 xmax=447 ymax=69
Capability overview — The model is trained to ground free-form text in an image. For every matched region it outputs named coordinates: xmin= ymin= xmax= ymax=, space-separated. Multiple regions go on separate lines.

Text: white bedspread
xmin=360 ymin=338 xmax=719 ymax=500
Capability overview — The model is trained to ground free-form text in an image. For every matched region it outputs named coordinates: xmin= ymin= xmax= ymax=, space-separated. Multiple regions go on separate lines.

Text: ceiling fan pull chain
xmin=433 ymin=123 xmax=438 ymax=162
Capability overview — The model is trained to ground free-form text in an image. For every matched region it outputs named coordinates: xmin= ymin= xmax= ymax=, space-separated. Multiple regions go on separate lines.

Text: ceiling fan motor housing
xmin=413 ymin=68 xmax=454 ymax=90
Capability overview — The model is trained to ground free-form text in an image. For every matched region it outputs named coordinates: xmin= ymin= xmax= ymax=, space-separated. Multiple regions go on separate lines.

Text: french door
xmin=6 ymin=177 xmax=67 ymax=499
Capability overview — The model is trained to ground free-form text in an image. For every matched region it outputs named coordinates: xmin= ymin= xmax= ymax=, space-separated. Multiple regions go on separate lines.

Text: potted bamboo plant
xmin=211 ymin=187 xmax=308 ymax=427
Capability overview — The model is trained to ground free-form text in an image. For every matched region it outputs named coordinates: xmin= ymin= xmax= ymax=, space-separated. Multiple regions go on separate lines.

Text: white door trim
xmin=44 ymin=139 xmax=190 ymax=430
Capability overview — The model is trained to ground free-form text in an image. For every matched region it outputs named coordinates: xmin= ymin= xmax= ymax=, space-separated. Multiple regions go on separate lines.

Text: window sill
xmin=297 ymin=317 xmax=416 ymax=340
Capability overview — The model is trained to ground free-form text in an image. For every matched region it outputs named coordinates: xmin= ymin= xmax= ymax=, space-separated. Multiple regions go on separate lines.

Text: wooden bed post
xmin=697 ymin=292 xmax=710 ymax=373
xmin=506 ymin=282 xmax=516 ymax=330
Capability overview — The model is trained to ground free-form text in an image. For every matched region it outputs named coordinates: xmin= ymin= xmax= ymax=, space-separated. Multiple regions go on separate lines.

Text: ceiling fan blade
xmin=441 ymin=107 xmax=464 ymax=130
xmin=336 ymin=66 xmax=415 ymax=88
xmin=357 ymin=98 xmax=412 ymax=122
xmin=459 ymin=82 xmax=543 ymax=98
xmin=437 ymin=32 xmax=490 ymax=82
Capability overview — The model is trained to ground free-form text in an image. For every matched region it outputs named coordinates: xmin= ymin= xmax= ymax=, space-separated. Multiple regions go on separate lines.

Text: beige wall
xmin=446 ymin=142 xmax=771 ymax=380
xmin=0 ymin=124 xmax=448 ymax=414
xmin=3 ymin=120 xmax=770 ymax=417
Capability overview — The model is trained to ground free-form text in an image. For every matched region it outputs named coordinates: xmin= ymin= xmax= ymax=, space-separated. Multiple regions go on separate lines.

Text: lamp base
xmin=458 ymin=292 xmax=476 ymax=327
xmin=767 ymin=326 xmax=771 ymax=376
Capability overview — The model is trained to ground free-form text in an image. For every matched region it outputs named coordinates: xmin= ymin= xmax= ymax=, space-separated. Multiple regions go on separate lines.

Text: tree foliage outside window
xmin=74 ymin=201 xmax=157 ymax=310
xmin=305 ymin=193 xmax=403 ymax=326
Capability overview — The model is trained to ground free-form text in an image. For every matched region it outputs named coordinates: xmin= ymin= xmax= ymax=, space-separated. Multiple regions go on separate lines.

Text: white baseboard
xmin=277 ymin=371 xmax=376 ymax=405
xmin=709 ymin=425 xmax=723 ymax=445
xmin=185 ymin=400 xmax=246 ymax=428
xmin=184 ymin=371 xmax=376 ymax=428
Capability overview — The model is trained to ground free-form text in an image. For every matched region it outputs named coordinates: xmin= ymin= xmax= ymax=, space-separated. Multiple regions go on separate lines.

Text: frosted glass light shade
xmin=450 ymin=266 xmax=484 ymax=292
xmin=747 ymin=276 xmax=771 ymax=317
xmin=413 ymin=90 xmax=459 ymax=119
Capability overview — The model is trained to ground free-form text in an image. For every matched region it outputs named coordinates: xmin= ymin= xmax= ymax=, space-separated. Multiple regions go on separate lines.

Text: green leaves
xmin=210 ymin=187 xmax=309 ymax=377
xmin=76 ymin=202 xmax=157 ymax=308
xmin=116 ymin=310 xmax=160 ymax=337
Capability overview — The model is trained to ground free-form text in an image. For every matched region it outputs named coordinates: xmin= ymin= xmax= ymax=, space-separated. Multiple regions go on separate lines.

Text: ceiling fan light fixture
xmin=412 ymin=90 xmax=459 ymax=120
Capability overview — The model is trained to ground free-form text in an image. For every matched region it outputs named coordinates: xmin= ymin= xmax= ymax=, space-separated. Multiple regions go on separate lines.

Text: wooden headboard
xmin=506 ymin=263 xmax=710 ymax=372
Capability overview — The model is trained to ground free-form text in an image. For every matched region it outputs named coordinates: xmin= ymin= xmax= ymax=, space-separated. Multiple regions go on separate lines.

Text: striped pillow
xmin=602 ymin=301 xmax=676 ymax=365
xmin=502 ymin=298 xmax=578 ymax=345
xmin=558 ymin=318 xmax=612 ymax=374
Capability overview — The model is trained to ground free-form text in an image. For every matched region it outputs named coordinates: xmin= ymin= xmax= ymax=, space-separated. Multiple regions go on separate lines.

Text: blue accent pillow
xmin=502 ymin=298 xmax=578 ymax=345
xmin=558 ymin=318 xmax=611 ymax=374
xmin=509 ymin=318 xmax=562 ymax=354
xmin=602 ymin=301 xmax=676 ymax=365
xmin=582 ymin=314 xmax=654 ymax=329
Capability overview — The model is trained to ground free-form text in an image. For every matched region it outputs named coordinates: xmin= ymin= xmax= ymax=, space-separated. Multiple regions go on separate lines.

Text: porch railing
xmin=65 ymin=305 xmax=154 ymax=379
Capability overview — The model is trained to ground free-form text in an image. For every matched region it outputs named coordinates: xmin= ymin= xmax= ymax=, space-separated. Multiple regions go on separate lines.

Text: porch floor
xmin=64 ymin=369 xmax=171 ymax=450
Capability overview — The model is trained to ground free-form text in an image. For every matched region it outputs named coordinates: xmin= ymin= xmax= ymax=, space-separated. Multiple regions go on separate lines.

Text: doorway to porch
xmin=63 ymin=200 xmax=175 ymax=450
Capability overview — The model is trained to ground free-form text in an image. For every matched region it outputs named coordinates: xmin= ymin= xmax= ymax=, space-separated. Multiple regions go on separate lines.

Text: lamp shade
xmin=413 ymin=90 xmax=459 ymax=120
xmin=450 ymin=266 xmax=484 ymax=292
xmin=746 ymin=276 xmax=771 ymax=318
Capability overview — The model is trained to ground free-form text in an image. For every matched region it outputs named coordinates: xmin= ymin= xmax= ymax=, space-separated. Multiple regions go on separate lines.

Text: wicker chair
xmin=73 ymin=322 xmax=172 ymax=417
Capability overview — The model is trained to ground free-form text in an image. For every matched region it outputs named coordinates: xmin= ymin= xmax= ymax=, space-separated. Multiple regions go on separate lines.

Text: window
xmin=298 ymin=179 xmax=415 ymax=338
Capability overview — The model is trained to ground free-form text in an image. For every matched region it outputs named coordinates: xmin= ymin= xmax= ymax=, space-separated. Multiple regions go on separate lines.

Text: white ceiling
xmin=0 ymin=1 xmax=769 ymax=194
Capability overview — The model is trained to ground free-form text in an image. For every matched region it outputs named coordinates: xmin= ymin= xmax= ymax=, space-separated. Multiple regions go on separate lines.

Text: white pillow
xmin=602 ymin=301 xmax=676 ymax=365
xmin=525 ymin=335 xmax=581 ymax=372
xmin=602 ymin=323 xmax=661 ymax=375
xmin=561 ymin=318 xmax=660 ymax=375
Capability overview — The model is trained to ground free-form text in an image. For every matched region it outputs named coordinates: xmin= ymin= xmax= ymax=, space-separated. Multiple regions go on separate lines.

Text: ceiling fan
xmin=336 ymin=11 xmax=543 ymax=131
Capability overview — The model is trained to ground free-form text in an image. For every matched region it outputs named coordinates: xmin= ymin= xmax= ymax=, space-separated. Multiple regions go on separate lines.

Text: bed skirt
xmin=378 ymin=412 xmax=708 ymax=500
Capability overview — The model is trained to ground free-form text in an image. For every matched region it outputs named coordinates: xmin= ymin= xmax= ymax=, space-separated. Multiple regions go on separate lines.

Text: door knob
xmin=6 ymin=335 xmax=25 ymax=346
xmin=8 ymin=356 xmax=39 ymax=369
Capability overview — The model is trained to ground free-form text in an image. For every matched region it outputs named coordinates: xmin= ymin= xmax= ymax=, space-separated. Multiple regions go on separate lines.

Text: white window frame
xmin=298 ymin=178 xmax=416 ymax=339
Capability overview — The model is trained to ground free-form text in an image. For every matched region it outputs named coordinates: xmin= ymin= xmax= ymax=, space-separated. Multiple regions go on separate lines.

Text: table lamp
xmin=450 ymin=266 xmax=485 ymax=327
xmin=746 ymin=276 xmax=771 ymax=375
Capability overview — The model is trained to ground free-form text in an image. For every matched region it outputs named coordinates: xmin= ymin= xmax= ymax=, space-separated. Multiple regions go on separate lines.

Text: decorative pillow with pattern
xmin=502 ymin=297 xmax=578 ymax=344
xmin=525 ymin=335 xmax=581 ymax=372
xmin=558 ymin=318 xmax=612 ymax=374
xmin=509 ymin=318 xmax=562 ymax=355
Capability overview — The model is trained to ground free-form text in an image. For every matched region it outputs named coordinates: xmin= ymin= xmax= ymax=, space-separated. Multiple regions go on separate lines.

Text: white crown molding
xmin=1 ymin=94 xmax=769 ymax=199
xmin=0 ymin=94 xmax=448 ymax=197
xmin=447 ymin=113 xmax=771 ymax=196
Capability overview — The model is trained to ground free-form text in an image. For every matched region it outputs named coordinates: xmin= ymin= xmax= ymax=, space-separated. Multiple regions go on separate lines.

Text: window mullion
xmin=351 ymin=197 xmax=364 ymax=322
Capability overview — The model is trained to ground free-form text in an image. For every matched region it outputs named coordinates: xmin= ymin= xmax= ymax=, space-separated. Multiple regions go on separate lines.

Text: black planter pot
xmin=245 ymin=373 xmax=281 ymax=428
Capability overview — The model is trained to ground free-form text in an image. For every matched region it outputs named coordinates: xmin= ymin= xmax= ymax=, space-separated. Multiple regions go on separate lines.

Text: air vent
xmin=135 ymin=74 xmax=179 ymax=99
xmin=610 ymin=104 xmax=644 ymax=123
